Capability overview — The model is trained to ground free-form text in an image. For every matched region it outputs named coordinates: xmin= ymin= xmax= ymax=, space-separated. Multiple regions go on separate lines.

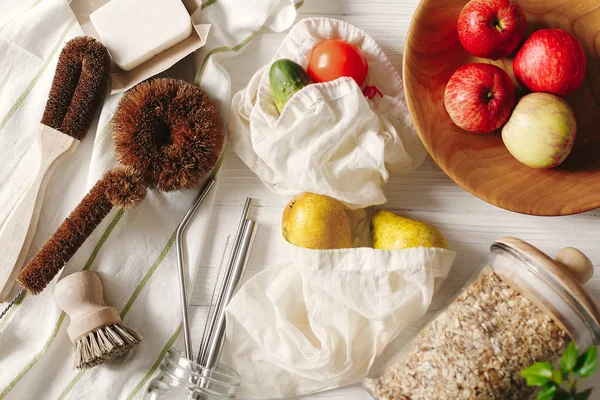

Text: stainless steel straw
xmin=197 ymin=235 xmax=230 ymax=357
xmin=188 ymin=198 xmax=257 ymax=399
xmin=198 ymin=198 xmax=253 ymax=364
xmin=176 ymin=178 xmax=216 ymax=360
xmin=202 ymin=218 xmax=258 ymax=370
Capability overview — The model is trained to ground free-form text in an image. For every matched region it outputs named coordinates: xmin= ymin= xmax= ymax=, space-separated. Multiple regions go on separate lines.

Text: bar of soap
xmin=90 ymin=0 xmax=193 ymax=71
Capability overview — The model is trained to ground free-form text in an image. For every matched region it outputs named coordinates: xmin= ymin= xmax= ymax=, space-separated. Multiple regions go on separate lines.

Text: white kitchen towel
xmin=221 ymin=241 xmax=456 ymax=398
xmin=229 ymin=17 xmax=427 ymax=209
xmin=0 ymin=0 xmax=300 ymax=399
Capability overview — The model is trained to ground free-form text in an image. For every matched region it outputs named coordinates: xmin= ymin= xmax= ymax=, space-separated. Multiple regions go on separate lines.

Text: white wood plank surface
xmin=188 ymin=0 xmax=600 ymax=398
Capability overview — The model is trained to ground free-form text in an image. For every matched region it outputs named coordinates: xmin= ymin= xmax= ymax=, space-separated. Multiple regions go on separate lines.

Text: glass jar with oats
xmin=363 ymin=237 xmax=600 ymax=400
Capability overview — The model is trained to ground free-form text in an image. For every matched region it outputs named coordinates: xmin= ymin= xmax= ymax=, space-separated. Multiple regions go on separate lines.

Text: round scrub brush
xmin=55 ymin=271 xmax=142 ymax=369
xmin=18 ymin=78 xmax=225 ymax=295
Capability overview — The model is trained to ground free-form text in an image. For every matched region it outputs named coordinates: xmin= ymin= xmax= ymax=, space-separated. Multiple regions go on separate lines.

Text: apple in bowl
xmin=444 ymin=63 xmax=515 ymax=134
xmin=502 ymin=92 xmax=576 ymax=169
xmin=457 ymin=0 xmax=526 ymax=60
xmin=513 ymin=29 xmax=587 ymax=96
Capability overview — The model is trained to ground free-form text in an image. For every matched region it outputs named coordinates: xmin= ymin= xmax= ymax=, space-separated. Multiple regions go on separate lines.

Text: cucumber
xmin=269 ymin=59 xmax=311 ymax=113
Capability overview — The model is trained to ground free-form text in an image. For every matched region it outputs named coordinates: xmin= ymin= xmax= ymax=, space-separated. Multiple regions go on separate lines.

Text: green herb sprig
xmin=521 ymin=342 xmax=597 ymax=400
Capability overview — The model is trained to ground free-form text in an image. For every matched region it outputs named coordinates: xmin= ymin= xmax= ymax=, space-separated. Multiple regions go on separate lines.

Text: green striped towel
xmin=0 ymin=0 xmax=300 ymax=399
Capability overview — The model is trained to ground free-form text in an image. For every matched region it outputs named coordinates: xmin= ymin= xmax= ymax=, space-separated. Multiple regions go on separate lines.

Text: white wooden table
xmin=188 ymin=0 xmax=600 ymax=398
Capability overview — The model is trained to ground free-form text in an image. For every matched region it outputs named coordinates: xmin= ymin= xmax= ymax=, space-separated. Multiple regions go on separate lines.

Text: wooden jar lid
xmin=492 ymin=237 xmax=600 ymax=341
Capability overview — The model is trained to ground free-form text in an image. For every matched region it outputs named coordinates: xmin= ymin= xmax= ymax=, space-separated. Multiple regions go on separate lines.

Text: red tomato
xmin=307 ymin=39 xmax=369 ymax=86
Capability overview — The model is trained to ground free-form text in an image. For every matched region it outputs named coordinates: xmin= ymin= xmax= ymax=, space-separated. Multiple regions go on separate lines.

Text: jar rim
xmin=491 ymin=241 xmax=600 ymax=344
xmin=165 ymin=348 xmax=242 ymax=387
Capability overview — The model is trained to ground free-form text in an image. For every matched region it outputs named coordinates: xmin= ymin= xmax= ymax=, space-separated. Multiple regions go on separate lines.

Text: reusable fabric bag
xmin=229 ymin=17 xmax=427 ymax=209
xmin=220 ymin=240 xmax=456 ymax=398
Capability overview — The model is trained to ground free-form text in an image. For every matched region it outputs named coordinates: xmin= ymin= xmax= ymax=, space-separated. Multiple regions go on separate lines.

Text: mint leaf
xmin=575 ymin=388 xmax=593 ymax=400
xmin=552 ymin=368 xmax=563 ymax=384
xmin=522 ymin=362 xmax=554 ymax=386
xmin=561 ymin=341 xmax=579 ymax=373
xmin=536 ymin=383 xmax=557 ymax=400
xmin=574 ymin=346 xmax=597 ymax=378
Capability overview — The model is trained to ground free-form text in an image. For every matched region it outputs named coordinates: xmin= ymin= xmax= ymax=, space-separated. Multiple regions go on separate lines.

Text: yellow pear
xmin=371 ymin=210 xmax=448 ymax=250
xmin=282 ymin=192 xmax=352 ymax=249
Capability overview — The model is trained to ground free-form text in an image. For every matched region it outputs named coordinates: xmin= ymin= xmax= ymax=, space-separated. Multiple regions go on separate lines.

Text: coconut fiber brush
xmin=17 ymin=78 xmax=224 ymax=296
xmin=0 ymin=36 xmax=111 ymax=302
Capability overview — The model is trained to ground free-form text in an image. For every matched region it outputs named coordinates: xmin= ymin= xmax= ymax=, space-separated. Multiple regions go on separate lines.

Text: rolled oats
xmin=364 ymin=272 xmax=568 ymax=399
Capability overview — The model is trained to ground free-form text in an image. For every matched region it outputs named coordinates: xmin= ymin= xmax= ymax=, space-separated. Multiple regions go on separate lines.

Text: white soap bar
xmin=90 ymin=0 xmax=193 ymax=71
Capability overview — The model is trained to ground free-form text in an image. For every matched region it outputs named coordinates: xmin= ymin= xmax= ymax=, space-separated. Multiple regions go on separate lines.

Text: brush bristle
xmin=41 ymin=36 xmax=111 ymax=140
xmin=18 ymin=174 xmax=114 ymax=294
xmin=105 ymin=166 xmax=147 ymax=209
xmin=74 ymin=323 xmax=142 ymax=369
xmin=112 ymin=78 xmax=225 ymax=192
xmin=18 ymin=166 xmax=146 ymax=294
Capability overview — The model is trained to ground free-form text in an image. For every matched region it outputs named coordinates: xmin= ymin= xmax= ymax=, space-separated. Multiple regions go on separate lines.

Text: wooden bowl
xmin=403 ymin=0 xmax=600 ymax=216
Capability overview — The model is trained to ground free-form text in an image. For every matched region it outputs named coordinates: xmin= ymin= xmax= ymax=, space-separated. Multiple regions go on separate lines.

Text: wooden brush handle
xmin=55 ymin=271 xmax=121 ymax=342
xmin=17 ymin=166 xmax=146 ymax=295
xmin=0 ymin=125 xmax=78 ymax=301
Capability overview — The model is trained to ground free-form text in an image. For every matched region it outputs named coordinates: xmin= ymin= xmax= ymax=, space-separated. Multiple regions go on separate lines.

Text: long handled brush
xmin=0 ymin=36 xmax=111 ymax=302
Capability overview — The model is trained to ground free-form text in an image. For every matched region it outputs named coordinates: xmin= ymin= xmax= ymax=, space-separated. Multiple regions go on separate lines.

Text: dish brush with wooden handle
xmin=0 ymin=36 xmax=111 ymax=301
xmin=55 ymin=270 xmax=142 ymax=369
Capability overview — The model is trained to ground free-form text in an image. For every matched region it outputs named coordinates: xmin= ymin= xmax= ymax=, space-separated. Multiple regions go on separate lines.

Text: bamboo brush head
xmin=55 ymin=271 xmax=142 ymax=369
xmin=42 ymin=36 xmax=111 ymax=140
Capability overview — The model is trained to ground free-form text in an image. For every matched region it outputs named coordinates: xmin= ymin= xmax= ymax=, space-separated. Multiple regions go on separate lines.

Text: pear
xmin=282 ymin=192 xmax=352 ymax=249
xmin=371 ymin=210 xmax=448 ymax=250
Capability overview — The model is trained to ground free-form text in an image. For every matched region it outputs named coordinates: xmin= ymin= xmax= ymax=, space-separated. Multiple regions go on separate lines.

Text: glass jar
xmin=364 ymin=237 xmax=600 ymax=400
xmin=143 ymin=349 xmax=241 ymax=400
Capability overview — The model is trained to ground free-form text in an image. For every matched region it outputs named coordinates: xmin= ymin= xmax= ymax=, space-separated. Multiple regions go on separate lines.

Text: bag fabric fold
xmin=229 ymin=17 xmax=427 ymax=209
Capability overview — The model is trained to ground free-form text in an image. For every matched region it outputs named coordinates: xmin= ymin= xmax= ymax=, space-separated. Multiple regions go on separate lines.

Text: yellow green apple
xmin=501 ymin=92 xmax=576 ymax=169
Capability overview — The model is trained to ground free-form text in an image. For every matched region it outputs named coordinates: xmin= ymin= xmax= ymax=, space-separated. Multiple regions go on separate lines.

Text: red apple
xmin=513 ymin=29 xmax=586 ymax=96
xmin=457 ymin=0 xmax=526 ymax=60
xmin=444 ymin=63 xmax=515 ymax=133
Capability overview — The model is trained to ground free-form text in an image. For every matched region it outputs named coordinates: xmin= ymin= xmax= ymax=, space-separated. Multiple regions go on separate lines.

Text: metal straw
xmin=197 ymin=235 xmax=230 ymax=363
xmin=176 ymin=178 xmax=216 ymax=360
xmin=189 ymin=200 xmax=257 ymax=400
xmin=203 ymin=218 xmax=258 ymax=370
xmin=198 ymin=198 xmax=253 ymax=364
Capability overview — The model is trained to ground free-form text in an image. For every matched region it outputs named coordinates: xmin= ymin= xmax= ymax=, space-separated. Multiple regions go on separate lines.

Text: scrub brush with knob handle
xmin=54 ymin=270 xmax=142 ymax=369
xmin=0 ymin=36 xmax=111 ymax=302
